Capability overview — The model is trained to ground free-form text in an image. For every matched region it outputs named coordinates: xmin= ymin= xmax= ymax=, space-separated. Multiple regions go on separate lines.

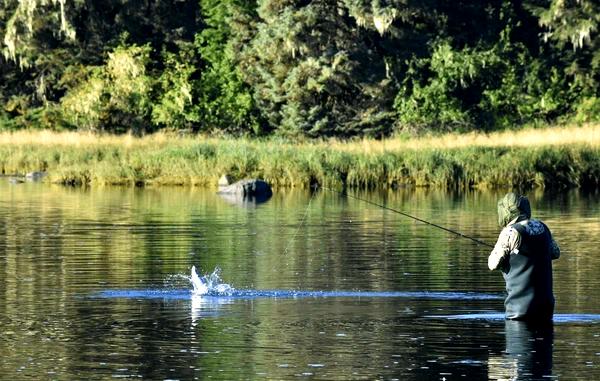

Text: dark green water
xmin=1 ymin=181 xmax=599 ymax=380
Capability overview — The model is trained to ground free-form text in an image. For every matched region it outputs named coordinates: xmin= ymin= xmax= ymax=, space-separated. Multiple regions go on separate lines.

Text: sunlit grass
xmin=325 ymin=123 xmax=600 ymax=153
xmin=1 ymin=123 xmax=599 ymax=189
xmin=2 ymin=123 xmax=599 ymax=149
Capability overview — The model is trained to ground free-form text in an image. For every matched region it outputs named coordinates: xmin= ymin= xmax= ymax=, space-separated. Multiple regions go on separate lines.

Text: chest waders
xmin=502 ymin=222 xmax=555 ymax=320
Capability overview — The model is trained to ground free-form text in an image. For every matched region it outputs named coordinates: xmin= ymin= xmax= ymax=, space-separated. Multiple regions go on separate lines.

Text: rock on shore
xmin=217 ymin=175 xmax=272 ymax=197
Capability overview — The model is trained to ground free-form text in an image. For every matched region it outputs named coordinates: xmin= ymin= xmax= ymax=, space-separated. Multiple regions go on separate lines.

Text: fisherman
xmin=488 ymin=192 xmax=560 ymax=321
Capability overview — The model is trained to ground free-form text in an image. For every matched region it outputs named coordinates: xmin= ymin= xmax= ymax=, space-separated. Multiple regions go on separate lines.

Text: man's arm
xmin=488 ymin=226 xmax=521 ymax=271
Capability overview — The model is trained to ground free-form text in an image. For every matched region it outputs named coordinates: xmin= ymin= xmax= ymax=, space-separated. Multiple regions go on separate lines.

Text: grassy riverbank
xmin=1 ymin=124 xmax=600 ymax=189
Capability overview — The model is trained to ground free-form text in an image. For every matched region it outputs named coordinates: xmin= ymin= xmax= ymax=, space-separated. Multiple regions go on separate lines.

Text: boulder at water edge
xmin=217 ymin=175 xmax=273 ymax=198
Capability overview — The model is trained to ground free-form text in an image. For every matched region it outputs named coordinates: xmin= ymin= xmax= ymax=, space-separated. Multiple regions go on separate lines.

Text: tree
xmin=0 ymin=0 xmax=80 ymax=126
xmin=536 ymin=0 xmax=599 ymax=52
xmin=194 ymin=0 xmax=261 ymax=135
xmin=151 ymin=44 xmax=200 ymax=131
xmin=1 ymin=0 xmax=77 ymax=68
xmin=530 ymin=0 xmax=600 ymax=122
xmin=394 ymin=1 xmax=579 ymax=132
xmin=237 ymin=0 xmax=442 ymax=137
xmin=1 ymin=0 xmax=201 ymax=129
xmin=1 ymin=0 xmax=598 ymax=135
xmin=60 ymin=43 xmax=153 ymax=133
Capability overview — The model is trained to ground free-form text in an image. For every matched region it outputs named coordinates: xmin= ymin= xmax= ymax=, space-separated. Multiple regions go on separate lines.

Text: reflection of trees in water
xmin=236 ymin=187 xmax=500 ymax=292
xmin=67 ymin=297 xmax=246 ymax=379
xmin=0 ymin=183 xmax=599 ymax=378
xmin=5 ymin=183 xmax=595 ymax=298
xmin=541 ymin=189 xmax=600 ymax=316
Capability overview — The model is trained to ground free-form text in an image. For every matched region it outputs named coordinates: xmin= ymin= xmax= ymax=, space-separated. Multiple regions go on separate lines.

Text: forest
xmin=1 ymin=0 xmax=598 ymax=138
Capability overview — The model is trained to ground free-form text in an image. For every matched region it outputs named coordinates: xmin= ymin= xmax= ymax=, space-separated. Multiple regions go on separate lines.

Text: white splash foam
xmin=190 ymin=266 xmax=208 ymax=295
xmin=190 ymin=266 xmax=233 ymax=295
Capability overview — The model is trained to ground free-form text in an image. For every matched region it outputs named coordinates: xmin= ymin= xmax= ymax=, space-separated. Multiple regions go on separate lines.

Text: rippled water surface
xmin=1 ymin=181 xmax=599 ymax=380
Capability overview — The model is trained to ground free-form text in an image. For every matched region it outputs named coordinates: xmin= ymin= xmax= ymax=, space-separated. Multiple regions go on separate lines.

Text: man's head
xmin=497 ymin=192 xmax=531 ymax=227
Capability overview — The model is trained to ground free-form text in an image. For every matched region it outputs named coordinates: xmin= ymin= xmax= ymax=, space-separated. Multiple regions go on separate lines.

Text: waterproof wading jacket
xmin=499 ymin=220 xmax=559 ymax=320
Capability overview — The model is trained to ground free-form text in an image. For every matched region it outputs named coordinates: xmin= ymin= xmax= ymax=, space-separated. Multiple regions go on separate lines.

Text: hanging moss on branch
xmin=0 ymin=0 xmax=598 ymax=136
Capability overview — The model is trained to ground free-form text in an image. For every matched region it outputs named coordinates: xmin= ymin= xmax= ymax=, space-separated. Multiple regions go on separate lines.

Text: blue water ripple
xmin=91 ymin=289 xmax=503 ymax=301
xmin=427 ymin=313 xmax=600 ymax=323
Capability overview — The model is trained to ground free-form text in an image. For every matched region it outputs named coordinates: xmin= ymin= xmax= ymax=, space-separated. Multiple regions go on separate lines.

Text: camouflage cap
xmin=497 ymin=192 xmax=531 ymax=227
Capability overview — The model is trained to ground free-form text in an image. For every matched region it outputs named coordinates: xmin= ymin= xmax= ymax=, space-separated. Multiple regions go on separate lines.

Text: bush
xmin=573 ymin=97 xmax=600 ymax=123
xmin=394 ymin=41 xmax=498 ymax=133
xmin=152 ymin=45 xmax=200 ymax=130
xmin=394 ymin=32 xmax=576 ymax=133
xmin=60 ymin=43 xmax=153 ymax=134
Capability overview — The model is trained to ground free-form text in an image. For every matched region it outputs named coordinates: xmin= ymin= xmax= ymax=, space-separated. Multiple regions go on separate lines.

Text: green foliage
xmin=1 ymin=0 xmax=201 ymax=132
xmin=394 ymin=13 xmax=576 ymax=133
xmin=1 ymin=0 xmax=77 ymax=68
xmin=528 ymin=0 xmax=600 ymax=121
xmin=0 ymin=0 xmax=599 ymax=136
xmin=535 ymin=0 xmax=599 ymax=52
xmin=152 ymin=45 xmax=200 ymax=130
xmin=195 ymin=0 xmax=261 ymax=135
xmin=394 ymin=41 xmax=490 ymax=132
xmin=239 ymin=0 xmax=407 ymax=137
xmin=481 ymin=53 xmax=570 ymax=127
xmin=61 ymin=43 xmax=153 ymax=133
xmin=573 ymin=97 xmax=600 ymax=123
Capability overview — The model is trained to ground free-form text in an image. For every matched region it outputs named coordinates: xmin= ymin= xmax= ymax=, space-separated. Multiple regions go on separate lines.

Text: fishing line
xmin=282 ymin=187 xmax=318 ymax=256
xmin=318 ymin=185 xmax=494 ymax=249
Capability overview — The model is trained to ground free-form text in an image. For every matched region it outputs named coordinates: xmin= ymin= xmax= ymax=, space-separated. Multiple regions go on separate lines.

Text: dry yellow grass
xmin=2 ymin=123 xmax=599 ymax=151
xmin=0 ymin=130 xmax=183 ymax=147
xmin=325 ymin=123 xmax=600 ymax=154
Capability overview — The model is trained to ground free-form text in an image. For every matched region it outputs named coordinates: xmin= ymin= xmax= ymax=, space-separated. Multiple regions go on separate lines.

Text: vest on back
xmin=502 ymin=221 xmax=555 ymax=320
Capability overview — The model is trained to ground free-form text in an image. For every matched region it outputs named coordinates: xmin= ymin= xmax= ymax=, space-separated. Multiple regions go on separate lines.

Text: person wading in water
xmin=488 ymin=192 xmax=561 ymax=320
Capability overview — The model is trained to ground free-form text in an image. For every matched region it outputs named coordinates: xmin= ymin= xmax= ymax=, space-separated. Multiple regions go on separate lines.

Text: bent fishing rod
xmin=316 ymin=185 xmax=494 ymax=249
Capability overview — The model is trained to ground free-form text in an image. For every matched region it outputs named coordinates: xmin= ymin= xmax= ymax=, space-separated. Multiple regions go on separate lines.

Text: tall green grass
xmin=1 ymin=128 xmax=599 ymax=189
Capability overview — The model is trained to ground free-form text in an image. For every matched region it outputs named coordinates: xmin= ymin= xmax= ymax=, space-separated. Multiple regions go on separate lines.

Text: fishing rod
xmin=316 ymin=185 xmax=494 ymax=249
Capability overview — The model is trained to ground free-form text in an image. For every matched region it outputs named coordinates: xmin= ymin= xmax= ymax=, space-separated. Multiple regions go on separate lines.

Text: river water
xmin=1 ymin=181 xmax=599 ymax=380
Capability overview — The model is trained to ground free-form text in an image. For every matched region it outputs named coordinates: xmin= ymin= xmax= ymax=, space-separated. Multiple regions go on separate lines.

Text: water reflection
xmin=489 ymin=320 xmax=554 ymax=380
xmin=190 ymin=294 xmax=233 ymax=322
xmin=1 ymin=182 xmax=600 ymax=380
xmin=217 ymin=192 xmax=272 ymax=207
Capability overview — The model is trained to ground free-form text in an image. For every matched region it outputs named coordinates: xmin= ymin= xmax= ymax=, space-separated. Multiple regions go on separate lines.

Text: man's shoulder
xmin=512 ymin=219 xmax=548 ymax=236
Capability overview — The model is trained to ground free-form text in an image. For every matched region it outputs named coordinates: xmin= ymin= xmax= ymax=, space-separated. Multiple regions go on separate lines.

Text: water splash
xmin=190 ymin=266 xmax=207 ymax=295
xmin=190 ymin=266 xmax=233 ymax=296
xmin=93 ymin=266 xmax=502 ymax=301
xmin=89 ymin=269 xmax=600 ymax=324
xmin=163 ymin=273 xmax=192 ymax=288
